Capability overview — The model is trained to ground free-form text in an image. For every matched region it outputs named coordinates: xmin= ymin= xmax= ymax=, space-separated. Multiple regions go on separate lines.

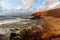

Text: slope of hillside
xmin=32 ymin=8 xmax=60 ymax=18
xmin=43 ymin=16 xmax=60 ymax=34
xmin=31 ymin=8 xmax=60 ymax=35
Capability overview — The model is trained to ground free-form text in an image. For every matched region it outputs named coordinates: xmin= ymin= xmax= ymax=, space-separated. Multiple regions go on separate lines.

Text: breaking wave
xmin=0 ymin=18 xmax=29 ymax=25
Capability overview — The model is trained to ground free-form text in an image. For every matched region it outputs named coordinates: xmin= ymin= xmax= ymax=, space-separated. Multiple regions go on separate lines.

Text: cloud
xmin=22 ymin=0 xmax=36 ymax=10
xmin=14 ymin=0 xmax=21 ymax=2
xmin=1 ymin=0 xmax=38 ymax=13
xmin=14 ymin=6 xmax=22 ymax=11
xmin=5 ymin=6 xmax=23 ymax=13
xmin=1 ymin=0 xmax=9 ymax=6
xmin=35 ymin=0 xmax=60 ymax=12
xmin=1 ymin=0 xmax=51 ymax=13
xmin=0 ymin=0 xmax=9 ymax=12
xmin=49 ymin=2 xmax=60 ymax=8
xmin=6 ymin=7 xmax=12 ymax=13
xmin=1 ymin=0 xmax=23 ymax=13
xmin=14 ymin=0 xmax=38 ymax=10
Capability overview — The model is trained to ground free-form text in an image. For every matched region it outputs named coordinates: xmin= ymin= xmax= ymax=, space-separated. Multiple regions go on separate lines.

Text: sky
xmin=0 ymin=0 xmax=45 ymax=13
xmin=0 ymin=0 xmax=60 ymax=15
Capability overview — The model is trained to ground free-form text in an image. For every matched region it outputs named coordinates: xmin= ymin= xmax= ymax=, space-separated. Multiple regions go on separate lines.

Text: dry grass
xmin=43 ymin=16 xmax=60 ymax=34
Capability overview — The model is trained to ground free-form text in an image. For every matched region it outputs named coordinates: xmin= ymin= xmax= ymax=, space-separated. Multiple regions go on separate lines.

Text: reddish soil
xmin=32 ymin=8 xmax=60 ymax=18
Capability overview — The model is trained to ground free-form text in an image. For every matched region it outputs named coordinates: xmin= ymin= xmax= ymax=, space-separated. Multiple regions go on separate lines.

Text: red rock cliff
xmin=32 ymin=8 xmax=60 ymax=18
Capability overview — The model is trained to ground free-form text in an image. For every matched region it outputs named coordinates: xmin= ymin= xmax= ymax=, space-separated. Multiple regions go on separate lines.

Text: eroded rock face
xmin=32 ymin=11 xmax=47 ymax=17
xmin=32 ymin=8 xmax=60 ymax=18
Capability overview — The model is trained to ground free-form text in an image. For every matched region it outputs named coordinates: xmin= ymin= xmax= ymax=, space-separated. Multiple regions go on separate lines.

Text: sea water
xmin=0 ymin=16 xmax=36 ymax=34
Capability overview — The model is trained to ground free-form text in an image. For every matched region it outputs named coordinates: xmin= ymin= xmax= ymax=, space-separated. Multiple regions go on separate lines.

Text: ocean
xmin=0 ymin=16 xmax=36 ymax=34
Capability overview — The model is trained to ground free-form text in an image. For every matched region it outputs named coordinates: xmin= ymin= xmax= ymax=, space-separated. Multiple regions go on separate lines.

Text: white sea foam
xmin=0 ymin=18 xmax=30 ymax=34
xmin=0 ymin=18 xmax=29 ymax=25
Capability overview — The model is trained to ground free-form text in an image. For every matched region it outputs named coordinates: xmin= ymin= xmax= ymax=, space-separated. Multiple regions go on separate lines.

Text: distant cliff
xmin=32 ymin=8 xmax=60 ymax=18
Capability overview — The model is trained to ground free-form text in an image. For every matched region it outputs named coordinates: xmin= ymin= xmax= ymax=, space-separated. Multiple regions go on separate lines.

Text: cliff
xmin=31 ymin=8 xmax=60 ymax=35
xmin=32 ymin=8 xmax=60 ymax=18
